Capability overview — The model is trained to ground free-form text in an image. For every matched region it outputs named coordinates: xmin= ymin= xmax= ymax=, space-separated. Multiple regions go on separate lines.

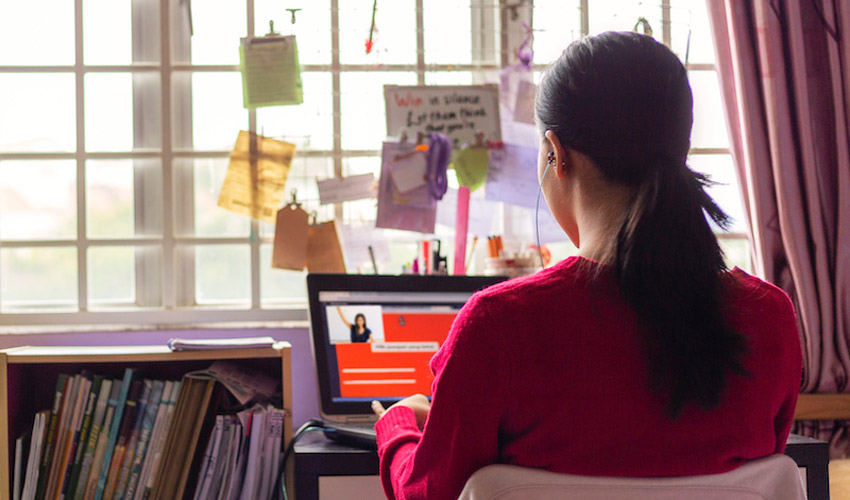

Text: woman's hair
xmin=354 ymin=313 xmax=367 ymax=328
xmin=535 ymin=31 xmax=748 ymax=418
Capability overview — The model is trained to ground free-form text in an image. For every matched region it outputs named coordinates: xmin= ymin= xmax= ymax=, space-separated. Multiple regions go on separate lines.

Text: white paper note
xmin=316 ymin=173 xmax=376 ymax=205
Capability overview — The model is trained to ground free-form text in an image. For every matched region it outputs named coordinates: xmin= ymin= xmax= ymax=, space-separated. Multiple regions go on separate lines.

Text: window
xmin=0 ymin=0 xmax=747 ymax=327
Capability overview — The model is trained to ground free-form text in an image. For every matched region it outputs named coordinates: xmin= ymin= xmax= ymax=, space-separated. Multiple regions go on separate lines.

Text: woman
xmin=337 ymin=306 xmax=373 ymax=343
xmin=372 ymin=32 xmax=802 ymax=500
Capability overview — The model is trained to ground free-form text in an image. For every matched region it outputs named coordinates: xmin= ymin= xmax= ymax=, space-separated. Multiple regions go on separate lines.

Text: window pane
xmin=688 ymin=154 xmax=747 ymax=233
xmin=87 ymin=159 xmax=163 ymax=238
xmin=83 ymin=0 xmax=136 ymax=65
xmin=173 ymin=72 xmax=246 ymax=151
xmin=533 ymin=0 xmax=582 ymax=64
xmin=0 ymin=160 xmax=76 ymax=240
xmin=194 ymin=244 xmax=251 ymax=305
xmin=425 ymin=72 xmax=475 ymax=85
xmin=718 ymin=237 xmax=752 ymax=274
xmin=256 ymin=73 xmax=333 ymax=151
xmin=0 ymin=1 xmax=74 ymax=65
xmin=255 ymin=0 xmax=331 ymax=65
xmin=589 ymin=0 xmax=662 ymax=38
xmin=0 ymin=74 xmax=76 ymax=153
xmin=87 ymin=246 xmax=136 ymax=307
xmin=671 ymin=0 xmax=715 ymax=64
xmin=689 ymin=70 xmax=729 ymax=149
xmin=174 ymin=0 xmax=246 ymax=65
xmin=340 ymin=72 xmax=418 ymax=150
xmin=424 ymin=0 xmax=472 ymax=65
xmin=85 ymin=73 xmax=162 ymax=152
xmin=1 ymin=247 xmax=77 ymax=312
xmin=339 ymin=0 xmax=416 ymax=65
xmin=260 ymin=244 xmax=307 ymax=305
xmin=174 ymin=158 xmax=250 ymax=237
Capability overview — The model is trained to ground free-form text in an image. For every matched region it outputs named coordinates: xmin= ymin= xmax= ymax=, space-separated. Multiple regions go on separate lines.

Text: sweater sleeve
xmin=375 ymin=293 xmax=505 ymax=500
xmin=771 ymin=290 xmax=803 ymax=453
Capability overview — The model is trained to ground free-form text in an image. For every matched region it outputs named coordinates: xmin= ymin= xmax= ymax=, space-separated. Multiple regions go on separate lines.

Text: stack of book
xmin=13 ymin=368 xmax=285 ymax=500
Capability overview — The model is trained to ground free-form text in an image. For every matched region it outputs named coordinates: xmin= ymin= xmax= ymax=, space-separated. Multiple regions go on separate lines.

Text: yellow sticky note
xmin=218 ymin=131 xmax=295 ymax=223
xmin=240 ymin=35 xmax=303 ymax=108
xmin=452 ymin=147 xmax=489 ymax=192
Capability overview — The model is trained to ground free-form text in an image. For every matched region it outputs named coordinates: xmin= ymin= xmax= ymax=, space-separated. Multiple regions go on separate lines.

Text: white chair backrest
xmin=457 ymin=454 xmax=806 ymax=500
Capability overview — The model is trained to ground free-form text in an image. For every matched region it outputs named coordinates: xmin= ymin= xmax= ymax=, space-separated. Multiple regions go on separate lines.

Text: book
xmin=73 ymin=378 xmax=114 ymax=500
xmin=102 ymin=380 xmax=144 ymax=500
xmin=84 ymin=381 xmax=121 ymax=500
xmin=121 ymin=379 xmax=164 ymax=500
xmin=207 ymin=416 xmax=235 ymax=500
xmin=57 ymin=375 xmax=92 ymax=499
xmin=132 ymin=381 xmax=173 ymax=500
xmin=149 ymin=378 xmax=217 ymax=500
xmin=238 ymin=410 xmax=265 ymax=500
xmin=46 ymin=373 xmax=83 ymax=500
xmin=137 ymin=380 xmax=181 ymax=500
xmin=14 ymin=431 xmax=29 ymax=500
xmin=192 ymin=415 xmax=223 ymax=500
xmin=220 ymin=418 xmax=244 ymax=500
xmin=22 ymin=410 xmax=50 ymax=500
xmin=266 ymin=408 xmax=284 ymax=500
xmin=93 ymin=368 xmax=136 ymax=500
xmin=36 ymin=374 xmax=71 ymax=500
xmin=167 ymin=337 xmax=276 ymax=351
xmin=112 ymin=379 xmax=154 ymax=500
xmin=66 ymin=375 xmax=103 ymax=500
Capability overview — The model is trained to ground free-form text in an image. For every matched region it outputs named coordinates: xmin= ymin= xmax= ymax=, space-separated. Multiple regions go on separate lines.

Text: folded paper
xmin=218 ymin=131 xmax=295 ymax=223
xmin=239 ymin=35 xmax=303 ymax=108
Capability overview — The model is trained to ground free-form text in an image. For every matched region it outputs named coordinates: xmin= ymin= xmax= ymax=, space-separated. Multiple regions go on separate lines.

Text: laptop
xmin=307 ymin=273 xmax=506 ymax=447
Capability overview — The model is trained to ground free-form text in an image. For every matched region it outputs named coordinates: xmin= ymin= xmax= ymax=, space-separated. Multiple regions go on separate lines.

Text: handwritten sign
xmin=384 ymin=84 xmax=502 ymax=148
xmin=239 ymin=35 xmax=303 ymax=108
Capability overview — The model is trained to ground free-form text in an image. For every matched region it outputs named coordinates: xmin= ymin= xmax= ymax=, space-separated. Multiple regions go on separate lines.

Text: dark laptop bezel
xmin=307 ymin=273 xmax=506 ymax=418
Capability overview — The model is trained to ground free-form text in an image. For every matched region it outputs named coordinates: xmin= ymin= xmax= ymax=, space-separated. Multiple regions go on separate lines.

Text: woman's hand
xmin=372 ymin=394 xmax=431 ymax=429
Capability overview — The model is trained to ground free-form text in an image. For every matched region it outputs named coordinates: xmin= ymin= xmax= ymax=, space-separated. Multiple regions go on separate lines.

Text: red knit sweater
xmin=375 ymin=256 xmax=802 ymax=500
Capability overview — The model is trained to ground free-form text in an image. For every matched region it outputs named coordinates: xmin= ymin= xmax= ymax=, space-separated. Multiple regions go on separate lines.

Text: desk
xmin=294 ymin=433 xmax=829 ymax=500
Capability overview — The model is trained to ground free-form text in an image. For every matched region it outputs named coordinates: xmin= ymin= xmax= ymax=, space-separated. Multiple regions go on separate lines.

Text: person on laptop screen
xmin=371 ymin=32 xmax=802 ymax=500
xmin=336 ymin=306 xmax=374 ymax=343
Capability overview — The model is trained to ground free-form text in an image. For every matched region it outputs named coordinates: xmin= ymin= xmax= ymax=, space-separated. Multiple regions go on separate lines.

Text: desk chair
xmin=458 ymin=454 xmax=806 ymax=500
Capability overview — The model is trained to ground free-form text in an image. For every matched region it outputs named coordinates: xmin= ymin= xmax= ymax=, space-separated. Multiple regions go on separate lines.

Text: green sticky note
xmin=239 ymin=35 xmax=304 ymax=108
xmin=452 ymin=147 xmax=489 ymax=192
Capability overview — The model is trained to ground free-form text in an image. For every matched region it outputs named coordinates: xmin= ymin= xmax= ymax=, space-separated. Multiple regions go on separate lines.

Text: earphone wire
xmin=535 ymin=161 xmax=552 ymax=268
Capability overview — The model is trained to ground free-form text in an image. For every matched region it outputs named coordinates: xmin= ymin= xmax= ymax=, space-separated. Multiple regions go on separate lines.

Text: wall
xmin=0 ymin=327 xmax=320 ymax=427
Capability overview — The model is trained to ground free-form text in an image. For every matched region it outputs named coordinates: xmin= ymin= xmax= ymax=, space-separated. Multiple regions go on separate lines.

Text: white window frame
xmin=0 ymin=0 xmax=747 ymax=329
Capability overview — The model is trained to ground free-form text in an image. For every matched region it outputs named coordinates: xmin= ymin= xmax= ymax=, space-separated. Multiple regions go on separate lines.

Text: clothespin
xmin=488 ymin=140 xmax=504 ymax=149
xmin=287 ymin=188 xmax=300 ymax=207
xmin=471 ymin=131 xmax=486 ymax=149
xmin=415 ymin=131 xmax=429 ymax=152
xmin=309 ymin=210 xmax=318 ymax=225
xmin=393 ymin=131 xmax=428 ymax=161
xmin=267 ymin=20 xmax=279 ymax=36
xmin=286 ymin=8 xmax=301 ymax=24
xmin=399 ymin=128 xmax=409 ymax=143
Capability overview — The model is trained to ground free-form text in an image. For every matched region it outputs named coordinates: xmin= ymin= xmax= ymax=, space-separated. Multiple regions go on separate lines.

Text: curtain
xmin=707 ymin=1 xmax=850 ymax=455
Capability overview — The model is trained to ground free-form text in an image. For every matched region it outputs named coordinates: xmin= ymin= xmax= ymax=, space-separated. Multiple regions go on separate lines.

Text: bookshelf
xmin=0 ymin=343 xmax=292 ymax=500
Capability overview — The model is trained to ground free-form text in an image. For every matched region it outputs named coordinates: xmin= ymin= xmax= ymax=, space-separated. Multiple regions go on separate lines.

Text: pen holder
xmin=483 ymin=256 xmax=541 ymax=279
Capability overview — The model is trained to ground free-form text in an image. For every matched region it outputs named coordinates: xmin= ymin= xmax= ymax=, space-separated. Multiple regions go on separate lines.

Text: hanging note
xmin=376 ymin=141 xmax=437 ymax=234
xmin=306 ymin=220 xmax=347 ymax=273
xmin=218 ymin=130 xmax=295 ymax=223
xmin=452 ymin=147 xmax=489 ymax=192
xmin=239 ymin=35 xmax=303 ymax=108
xmin=389 ymin=152 xmax=428 ymax=194
xmin=485 ymin=143 xmax=539 ymax=208
xmin=272 ymin=204 xmax=309 ymax=270
xmin=316 ymin=173 xmax=376 ymax=205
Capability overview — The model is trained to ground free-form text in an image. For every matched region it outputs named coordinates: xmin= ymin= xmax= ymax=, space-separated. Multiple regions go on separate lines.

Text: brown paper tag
xmin=272 ymin=204 xmax=309 ymax=270
xmin=306 ymin=220 xmax=347 ymax=274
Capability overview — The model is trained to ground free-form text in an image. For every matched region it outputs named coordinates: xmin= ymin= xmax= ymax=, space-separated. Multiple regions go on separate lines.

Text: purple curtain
xmin=707 ymin=1 xmax=850 ymax=455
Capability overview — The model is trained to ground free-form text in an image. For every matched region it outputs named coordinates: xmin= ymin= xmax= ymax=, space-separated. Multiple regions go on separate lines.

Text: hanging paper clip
xmin=288 ymin=188 xmax=300 ymax=207
xmin=286 ymin=8 xmax=301 ymax=24
xmin=309 ymin=210 xmax=318 ymax=226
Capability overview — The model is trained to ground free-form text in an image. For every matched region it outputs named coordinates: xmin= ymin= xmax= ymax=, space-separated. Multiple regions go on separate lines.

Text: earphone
xmin=535 ymin=156 xmax=553 ymax=268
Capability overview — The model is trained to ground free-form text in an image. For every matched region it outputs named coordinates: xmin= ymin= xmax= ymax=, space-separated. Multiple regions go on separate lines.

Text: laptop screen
xmin=307 ymin=274 xmax=506 ymax=418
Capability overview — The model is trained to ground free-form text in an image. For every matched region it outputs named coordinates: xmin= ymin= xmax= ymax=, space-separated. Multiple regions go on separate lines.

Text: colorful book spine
xmin=35 ymin=374 xmax=70 ymax=500
xmin=102 ymin=380 xmax=144 ymax=500
xmin=93 ymin=368 xmax=136 ymax=500
xmin=123 ymin=380 xmax=164 ymax=500
xmin=64 ymin=374 xmax=102 ymax=499
xmin=113 ymin=379 xmax=156 ymax=500
xmin=84 ymin=381 xmax=121 ymax=500
xmin=138 ymin=380 xmax=181 ymax=500
xmin=46 ymin=374 xmax=82 ymax=500
xmin=132 ymin=381 xmax=172 ymax=500
xmin=73 ymin=378 xmax=113 ymax=500
xmin=57 ymin=375 xmax=92 ymax=500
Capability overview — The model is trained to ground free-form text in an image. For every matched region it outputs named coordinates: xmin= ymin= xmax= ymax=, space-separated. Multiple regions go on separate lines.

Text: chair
xmin=457 ymin=454 xmax=807 ymax=500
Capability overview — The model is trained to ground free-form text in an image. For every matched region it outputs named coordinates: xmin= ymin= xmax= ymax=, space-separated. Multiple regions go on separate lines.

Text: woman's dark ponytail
xmin=536 ymin=32 xmax=748 ymax=417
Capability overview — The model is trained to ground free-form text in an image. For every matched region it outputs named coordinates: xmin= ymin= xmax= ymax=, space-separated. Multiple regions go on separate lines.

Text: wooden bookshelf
xmin=0 ymin=343 xmax=292 ymax=500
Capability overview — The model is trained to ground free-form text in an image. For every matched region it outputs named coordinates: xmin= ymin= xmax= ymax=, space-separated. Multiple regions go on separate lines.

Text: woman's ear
xmin=544 ymin=130 xmax=569 ymax=179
